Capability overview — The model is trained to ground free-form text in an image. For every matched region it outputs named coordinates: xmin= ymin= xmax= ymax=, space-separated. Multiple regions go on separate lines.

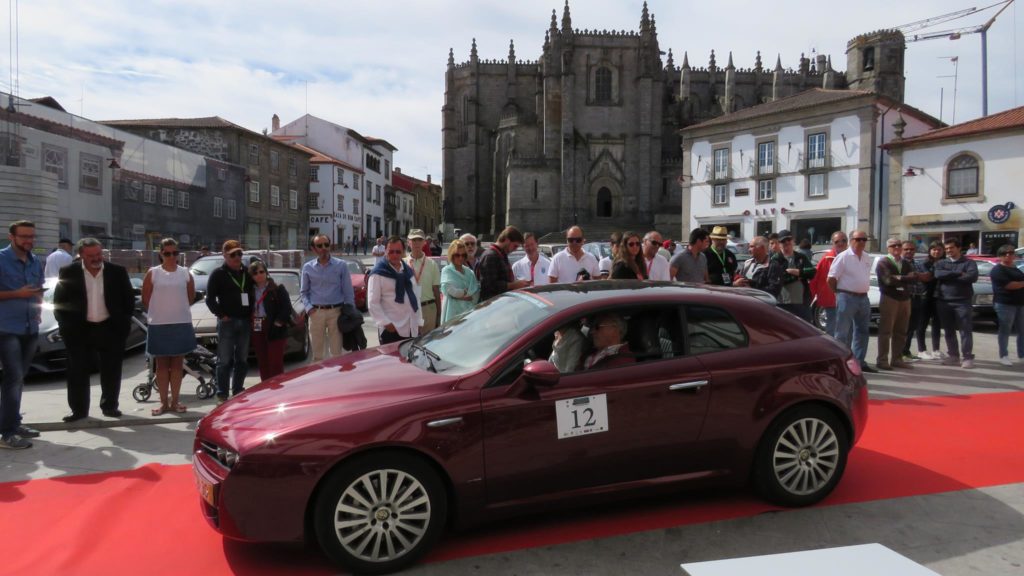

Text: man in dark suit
xmin=53 ymin=238 xmax=136 ymax=422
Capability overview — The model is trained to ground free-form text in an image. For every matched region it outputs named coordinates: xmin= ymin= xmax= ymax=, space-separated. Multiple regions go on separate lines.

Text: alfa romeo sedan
xmin=193 ymin=281 xmax=868 ymax=574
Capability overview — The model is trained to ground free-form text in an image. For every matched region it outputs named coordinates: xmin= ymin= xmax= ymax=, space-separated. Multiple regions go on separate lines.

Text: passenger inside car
xmin=549 ymin=324 xmax=586 ymax=373
xmin=583 ymin=313 xmax=635 ymax=370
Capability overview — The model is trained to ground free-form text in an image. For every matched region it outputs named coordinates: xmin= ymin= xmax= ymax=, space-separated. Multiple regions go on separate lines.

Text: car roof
xmin=522 ymin=280 xmax=777 ymax=310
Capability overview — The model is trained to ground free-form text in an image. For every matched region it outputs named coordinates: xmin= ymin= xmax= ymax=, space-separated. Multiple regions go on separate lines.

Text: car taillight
xmin=845 ymin=357 xmax=862 ymax=377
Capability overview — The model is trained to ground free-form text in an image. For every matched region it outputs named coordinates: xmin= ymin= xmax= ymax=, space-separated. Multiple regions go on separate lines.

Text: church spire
xmin=666 ymin=48 xmax=674 ymax=70
xmin=561 ymin=1 xmax=572 ymax=33
xmin=774 ymin=54 xmax=783 ymax=72
xmin=681 ymin=51 xmax=690 ymax=70
xmin=709 ymin=49 xmax=717 ymax=72
xmin=550 ymin=8 xmax=557 ymax=33
xmin=726 ymin=51 xmax=735 ymax=70
xmin=448 ymin=48 xmax=454 ymax=68
xmin=651 ymin=13 xmax=657 ymax=36
xmin=470 ymin=38 xmax=478 ymax=61
xmin=640 ymin=1 xmax=650 ymax=32
xmin=755 ymin=50 xmax=762 ymax=72
xmin=508 ymin=39 xmax=516 ymax=62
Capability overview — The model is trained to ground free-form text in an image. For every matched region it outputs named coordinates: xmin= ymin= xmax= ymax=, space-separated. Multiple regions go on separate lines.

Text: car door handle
xmin=426 ymin=417 xmax=463 ymax=428
xmin=669 ymin=380 xmax=708 ymax=392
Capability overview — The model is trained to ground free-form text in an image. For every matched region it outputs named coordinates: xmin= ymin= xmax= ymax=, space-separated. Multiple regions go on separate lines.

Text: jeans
xmin=835 ymin=293 xmax=870 ymax=366
xmin=994 ymin=303 xmax=1024 ymax=359
xmin=0 ymin=332 xmax=37 ymax=437
xmin=216 ymin=317 xmax=251 ymax=398
xmin=916 ymin=297 xmax=942 ymax=352
xmin=937 ymin=299 xmax=973 ymax=360
xmin=824 ymin=307 xmax=838 ymax=338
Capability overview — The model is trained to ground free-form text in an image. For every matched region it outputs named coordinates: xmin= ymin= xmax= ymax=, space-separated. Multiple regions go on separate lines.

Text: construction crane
xmin=898 ymin=0 xmax=1016 ymax=116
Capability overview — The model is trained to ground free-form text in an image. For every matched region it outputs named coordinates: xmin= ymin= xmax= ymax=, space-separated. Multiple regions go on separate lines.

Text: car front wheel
xmin=314 ymin=453 xmax=447 ymax=575
xmin=753 ymin=405 xmax=848 ymax=507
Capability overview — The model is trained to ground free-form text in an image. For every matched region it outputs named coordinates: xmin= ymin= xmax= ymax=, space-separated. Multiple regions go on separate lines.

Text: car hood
xmin=203 ymin=347 xmax=457 ymax=449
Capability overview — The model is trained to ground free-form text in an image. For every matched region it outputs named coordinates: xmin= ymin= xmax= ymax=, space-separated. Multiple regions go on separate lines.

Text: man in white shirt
xmin=44 ymin=238 xmax=73 ymax=278
xmin=642 ymin=230 xmax=671 ymax=281
xmin=368 ymin=235 xmax=423 ymax=345
xmin=548 ymin=226 xmax=599 ymax=284
xmin=405 ymin=229 xmax=441 ymax=332
xmin=827 ymin=230 xmax=876 ymax=373
xmin=512 ymin=232 xmax=551 ymax=286
xmin=371 ymin=237 xmax=387 ymax=265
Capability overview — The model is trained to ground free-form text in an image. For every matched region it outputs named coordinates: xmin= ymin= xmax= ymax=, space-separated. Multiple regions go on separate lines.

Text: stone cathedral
xmin=441 ymin=1 xmax=905 ymax=237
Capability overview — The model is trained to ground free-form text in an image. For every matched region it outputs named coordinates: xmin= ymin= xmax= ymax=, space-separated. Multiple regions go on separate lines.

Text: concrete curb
xmin=28 ymin=413 xmax=205 ymax=432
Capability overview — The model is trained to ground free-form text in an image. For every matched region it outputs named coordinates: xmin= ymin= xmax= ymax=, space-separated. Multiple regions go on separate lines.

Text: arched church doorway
xmin=596 ymin=187 xmax=612 ymax=218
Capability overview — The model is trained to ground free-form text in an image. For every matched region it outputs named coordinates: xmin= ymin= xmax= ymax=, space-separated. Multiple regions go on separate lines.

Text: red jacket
xmin=810 ymin=250 xmax=838 ymax=309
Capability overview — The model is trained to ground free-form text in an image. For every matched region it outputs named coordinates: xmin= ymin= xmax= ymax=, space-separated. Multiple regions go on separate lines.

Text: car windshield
xmin=190 ymin=258 xmax=223 ymax=276
xmin=404 ymin=292 xmax=552 ymax=375
xmin=345 ymin=260 xmax=363 ymax=274
xmin=270 ymin=272 xmax=300 ymax=296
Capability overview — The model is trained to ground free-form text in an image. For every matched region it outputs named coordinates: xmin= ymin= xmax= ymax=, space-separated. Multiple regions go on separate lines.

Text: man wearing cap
xmin=301 ymin=233 xmax=356 ymax=361
xmin=659 ymin=239 xmax=676 ymax=261
xmin=875 ymin=238 xmax=917 ymax=370
xmin=44 ymin=238 xmax=74 ymax=278
xmin=406 ymin=229 xmax=441 ymax=332
xmin=206 ymin=240 xmax=255 ymax=402
xmin=771 ymin=229 xmax=815 ymax=323
xmin=670 ymin=228 xmax=710 ymax=283
xmin=828 ymin=230 xmax=876 ymax=373
xmin=704 ymin=226 xmax=738 ymax=286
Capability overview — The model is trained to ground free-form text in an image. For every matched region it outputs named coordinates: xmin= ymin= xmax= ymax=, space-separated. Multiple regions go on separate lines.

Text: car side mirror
xmin=523 ymin=360 xmax=560 ymax=387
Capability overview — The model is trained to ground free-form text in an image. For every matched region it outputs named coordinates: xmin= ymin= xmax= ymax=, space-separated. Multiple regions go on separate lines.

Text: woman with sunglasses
xmin=611 ymin=231 xmax=647 ymax=280
xmin=142 ymin=238 xmax=195 ymax=415
xmin=248 ymin=261 xmax=293 ymax=380
xmin=440 ymin=240 xmax=480 ymax=323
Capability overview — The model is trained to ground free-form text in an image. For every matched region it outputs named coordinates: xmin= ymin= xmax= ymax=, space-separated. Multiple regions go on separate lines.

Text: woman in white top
xmin=142 ymin=238 xmax=195 ymax=415
xmin=440 ymin=240 xmax=480 ymax=323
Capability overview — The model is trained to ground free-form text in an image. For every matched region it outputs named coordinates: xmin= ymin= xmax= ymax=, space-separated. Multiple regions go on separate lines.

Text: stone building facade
xmin=103 ymin=117 xmax=312 ymax=250
xmin=442 ymin=1 xmax=906 ymax=238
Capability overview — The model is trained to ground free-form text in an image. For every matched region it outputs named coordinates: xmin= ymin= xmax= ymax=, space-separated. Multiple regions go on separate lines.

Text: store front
xmin=790 ymin=217 xmax=843 ymax=247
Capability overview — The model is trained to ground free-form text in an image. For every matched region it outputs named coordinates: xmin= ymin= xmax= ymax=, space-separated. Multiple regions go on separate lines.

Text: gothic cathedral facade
xmin=442 ymin=1 xmax=905 ymax=237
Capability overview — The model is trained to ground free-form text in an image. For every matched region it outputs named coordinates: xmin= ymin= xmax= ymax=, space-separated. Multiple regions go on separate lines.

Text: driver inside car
xmin=583 ymin=313 xmax=635 ymax=370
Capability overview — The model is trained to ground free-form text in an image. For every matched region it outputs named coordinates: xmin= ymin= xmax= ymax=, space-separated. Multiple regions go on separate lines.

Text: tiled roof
xmin=683 ymin=89 xmax=877 ymax=131
xmin=280 ymin=140 xmax=363 ymax=173
xmin=102 ymin=116 xmax=243 ymax=129
xmin=888 ymin=105 xmax=1024 ymax=147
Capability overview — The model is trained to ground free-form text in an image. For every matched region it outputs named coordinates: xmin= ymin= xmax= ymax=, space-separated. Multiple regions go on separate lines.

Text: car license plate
xmin=195 ymin=470 xmax=217 ymax=506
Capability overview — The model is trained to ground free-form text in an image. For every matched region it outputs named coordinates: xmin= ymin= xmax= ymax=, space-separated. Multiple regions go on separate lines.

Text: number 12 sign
xmin=555 ymin=394 xmax=609 ymax=439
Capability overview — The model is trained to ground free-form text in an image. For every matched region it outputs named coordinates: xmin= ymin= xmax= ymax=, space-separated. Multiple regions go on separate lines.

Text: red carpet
xmin=2 ymin=392 xmax=1023 ymax=575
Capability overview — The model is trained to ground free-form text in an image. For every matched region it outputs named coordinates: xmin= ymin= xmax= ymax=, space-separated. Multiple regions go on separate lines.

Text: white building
xmin=394 ymin=187 xmax=415 ymax=238
xmin=886 ymin=105 xmax=1024 ymax=254
xmin=285 ymin=141 xmax=364 ymax=249
xmin=680 ymin=89 xmax=939 ymax=250
xmin=272 ymin=114 xmax=396 ymax=242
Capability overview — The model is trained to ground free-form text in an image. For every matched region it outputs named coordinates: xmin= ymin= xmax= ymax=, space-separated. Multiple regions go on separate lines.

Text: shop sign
xmin=310 ymin=215 xmax=331 ymax=224
xmin=987 ymin=202 xmax=1015 ymax=224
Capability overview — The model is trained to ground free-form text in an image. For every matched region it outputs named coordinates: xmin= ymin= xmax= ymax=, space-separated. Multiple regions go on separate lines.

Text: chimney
xmin=271 ymin=114 xmax=280 ymax=132
xmin=427 ymin=174 xmax=432 ymax=184
xmin=394 ymin=167 xmax=401 ymax=174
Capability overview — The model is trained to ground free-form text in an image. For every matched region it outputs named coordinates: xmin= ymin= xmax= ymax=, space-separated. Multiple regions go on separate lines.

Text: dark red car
xmin=193 ymin=282 xmax=868 ymax=574
xmin=342 ymin=257 xmax=368 ymax=311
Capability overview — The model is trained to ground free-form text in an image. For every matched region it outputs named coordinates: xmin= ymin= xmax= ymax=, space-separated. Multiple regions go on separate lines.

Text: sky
xmin=5 ymin=0 xmax=1022 ymax=180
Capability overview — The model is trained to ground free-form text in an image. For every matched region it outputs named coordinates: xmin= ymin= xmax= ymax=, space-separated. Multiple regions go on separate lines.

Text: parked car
xmin=538 ymin=243 xmax=566 ymax=257
xmin=190 ymin=268 xmax=309 ymax=360
xmin=340 ymin=257 xmax=368 ymax=311
xmin=189 ymin=254 xmax=263 ymax=298
xmin=582 ymin=241 xmax=611 ymax=262
xmin=194 ymin=281 xmax=867 ymax=574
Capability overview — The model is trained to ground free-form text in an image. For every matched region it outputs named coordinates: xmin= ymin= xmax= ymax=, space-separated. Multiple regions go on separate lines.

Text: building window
xmin=713 ymin=148 xmax=729 ymax=180
xmin=595 ymin=67 xmax=612 ymax=103
xmin=249 ymin=181 xmax=260 ymax=203
xmin=757 ymin=141 xmax=775 ymax=175
xmin=227 ymin=199 xmax=237 ymax=220
xmin=384 ymin=160 xmax=391 ymax=180
xmin=863 ymin=47 xmax=875 ymax=71
xmin=758 ymin=179 xmax=775 ymax=202
xmin=143 ymin=183 xmax=157 ymax=204
xmin=353 ymin=199 xmax=360 ymax=215
xmin=376 ymin=184 xmax=381 ymax=204
xmin=270 ymin=150 xmax=280 ymax=171
xmin=248 ymin=143 xmax=259 ymax=165
xmin=309 ymin=192 xmax=320 ymax=210
xmin=365 ymin=180 xmax=372 ymax=200
xmin=807 ymin=133 xmax=826 ymax=169
xmin=271 ymin=185 xmax=281 ymax=207
xmin=289 ymin=189 xmax=298 ymax=210
xmin=336 ymin=167 xmax=345 ymax=184
xmin=310 ymin=166 xmax=319 ymax=182
xmin=366 ymin=154 xmax=381 ymax=173
xmin=125 ymin=180 xmax=141 ymax=201
xmin=946 ymin=154 xmax=980 ymax=198
xmin=808 ymin=173 xmax=827 ymax=198
xmin=713 ymin=184 xmax=728 ymax=206
xmin=288 ymin=157 xmax=297 ymax=179
xmin=178 ymin=190 xmax=190 ymax=210
xmin=213 ymin=196 xmax=223 ymax=217
xmin=161 ymin=187 xmax=174 ymax=207
xmin=42 ymin=144 xmax=68 ymax=187
xmin=218 ymin=168 xmax=227 ymax=181
xmin=336 ymin=194 xmax=344 ymax=210
xmin=353 ymin=173 xmax=360 ymax=189
xmin=79 ymin=153 xmax=102 ymax=192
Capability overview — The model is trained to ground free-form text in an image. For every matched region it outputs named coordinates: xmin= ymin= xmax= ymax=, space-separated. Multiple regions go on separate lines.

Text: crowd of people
xmin=2 ymin=217 xmax=1022 ymax=451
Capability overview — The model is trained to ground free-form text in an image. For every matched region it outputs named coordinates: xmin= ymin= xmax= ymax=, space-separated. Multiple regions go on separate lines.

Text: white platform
xmin=680 ymin=543 xmax=941 ymax=576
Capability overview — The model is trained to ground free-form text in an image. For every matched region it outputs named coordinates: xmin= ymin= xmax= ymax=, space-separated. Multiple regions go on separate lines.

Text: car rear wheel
xmin=753 ymin=404 xmax=848 ymax=507
xmin=314 ymin=453 xmax=447 ymax=575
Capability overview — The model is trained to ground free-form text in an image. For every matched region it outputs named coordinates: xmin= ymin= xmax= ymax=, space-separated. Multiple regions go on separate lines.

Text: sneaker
xmin=901 ymin=353 xmax=920 ymax=363
xmin=961 ymin=359 xmax=975 ymax=369
xmin=0 ymin=434 xmax=32 ymax=450
xmin=942 ymin=356 xmax=961 ymax=366
xmin=917 ymin=351 xmax=934 ymax=360
xmin=999 ymin=356 xmax=1013 ymax=367
xmin=16 ymin=425 xmax=40 ymax=439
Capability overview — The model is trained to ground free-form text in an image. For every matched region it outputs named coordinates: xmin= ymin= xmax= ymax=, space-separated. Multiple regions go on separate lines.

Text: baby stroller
xmin=133 ymin=343 xmax=218 ymax=402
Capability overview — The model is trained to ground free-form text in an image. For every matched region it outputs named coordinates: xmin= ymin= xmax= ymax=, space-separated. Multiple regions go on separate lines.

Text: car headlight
xmin=974 ymin=294 xmax=993 ymax=306
xmin=215 ymin=446 xmax=239 ymax=468
xmin=46 ymin=330 xmax=62 ymax=343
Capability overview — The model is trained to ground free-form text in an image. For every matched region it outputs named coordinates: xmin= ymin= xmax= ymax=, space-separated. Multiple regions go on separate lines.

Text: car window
xmin=189 ymin=258 xmax=223 ymax=276
xmin=345 ymin=260 xmax=363 ymax=274
xmin=408 ymin=292 xmax=552 ymax=375
xmin=271 ymin=272 xmax=300 ymax=296
xmin=684 ymin=305 xmax=748 ymax=355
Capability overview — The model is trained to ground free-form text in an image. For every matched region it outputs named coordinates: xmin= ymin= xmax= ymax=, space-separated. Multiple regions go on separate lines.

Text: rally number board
xmin=555 ymin=394 xmax=609 ymax=439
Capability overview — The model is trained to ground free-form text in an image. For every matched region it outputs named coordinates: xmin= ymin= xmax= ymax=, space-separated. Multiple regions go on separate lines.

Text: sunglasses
xmin=833 ymin=239 xmax=848 ymax=244
xmin=464 ymin=242 xmax=476 ymax=247
xmin=252 ymin=269 xmax=266 ymax=275
xmin=314 ymin=243 xmax=330 ymax=249
xmin=162 ymin=251 xmax=179 ymax=257
xmin=567 ymin=238 xmax=584 ymax=243
xmin=227 ymin=251 xmax=243 ymax=258
xmin=852 ymin=238 xmax=868 ymax=242
xmin=626 ymin=241 xmax=642 ymax=247
xmin=387 ymin=249 xmax=404 ymax=255
xmin=452 ymin=253 xmax=467 ymax=258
